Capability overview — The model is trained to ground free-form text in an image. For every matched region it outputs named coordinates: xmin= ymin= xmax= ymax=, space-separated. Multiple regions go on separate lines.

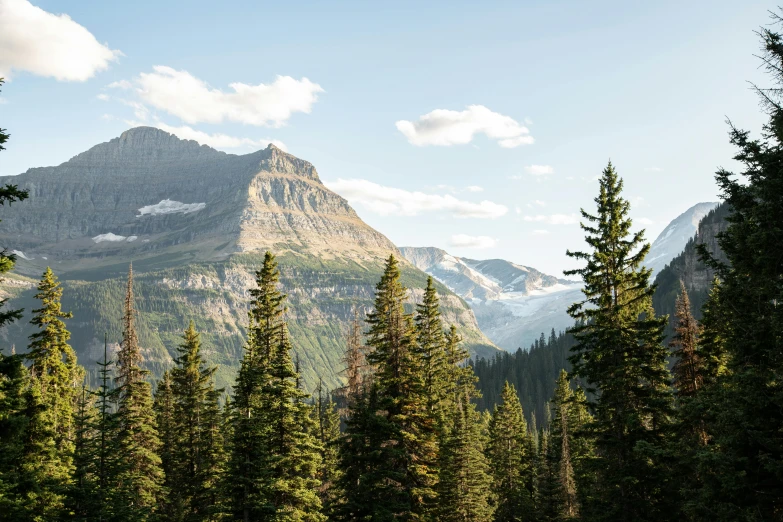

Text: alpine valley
xmin=401 ymin=201 xmax=718 ymax=351
xmin=0 ymin=127 xmax=498 ymax=390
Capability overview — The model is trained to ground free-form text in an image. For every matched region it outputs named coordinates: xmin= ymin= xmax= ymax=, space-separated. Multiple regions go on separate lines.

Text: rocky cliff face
xmin=645 ymin=202 xmax=720 ymax=277
xmin=652 ymin=203 xmax=730 ymax=328
xmin=0 ymin=128 xmax=497 ymax=390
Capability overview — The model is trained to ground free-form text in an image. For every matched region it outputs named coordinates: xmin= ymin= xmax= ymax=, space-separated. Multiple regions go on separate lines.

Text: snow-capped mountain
xmin=401 ymin=202 xmax=720 ymax=352
xmin=646 ymin=202 xmax=720 ymax=277
xmin=400 ymin=247 xmax=582 ymax=351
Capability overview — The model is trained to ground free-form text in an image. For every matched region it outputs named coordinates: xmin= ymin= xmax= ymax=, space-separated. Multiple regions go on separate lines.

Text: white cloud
xmin=523 ymin=213 xmax=579 ymax=225
xmin=645 ymin=167 xmax=663 ymax=172
xmin=525 ymin=164 xmax=554 ymax=177
xmin=96 ymin=93 xmax=110 ymax=101
xmin=636 ymin=217 xmax=655 ymax=225
xmin=532 ymin=229 xmax=550 ymax=235
xmin=150 ymin=122 xmax=288 ymax=151
xmin=466 ymin=185 xmax=484 ymax=192
xmin=107 ymin=79 xmax=131 ymax=89
xmin=324 ymin=178 xmax=508 ymax=219
xmin=134 ymin=66 xmax=323 ymax=127
xmin=0 ymin=0 xmax=121 ymax=81
xmin=450 ymin=234 xmax=497 ymax=249
xmin=533 ymin=200 xmax=546 ymax=207
xmin=395 ymin=105 xmax=534 ymax=148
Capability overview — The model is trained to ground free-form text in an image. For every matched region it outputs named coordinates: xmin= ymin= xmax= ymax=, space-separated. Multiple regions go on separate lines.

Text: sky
xmin=0 ymin=0 xmax=775 ymax=276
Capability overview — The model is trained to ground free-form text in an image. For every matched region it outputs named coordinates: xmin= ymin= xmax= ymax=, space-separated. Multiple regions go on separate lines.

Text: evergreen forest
xmin=2 ymin=15 xmax=783 ymax=522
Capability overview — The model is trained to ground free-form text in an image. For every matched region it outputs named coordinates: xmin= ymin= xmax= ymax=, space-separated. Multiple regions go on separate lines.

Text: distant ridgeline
xmin=472 ymin=328 xmax=576 ymax=425
xmin=474 ymin=204 xmax=731 ymax=423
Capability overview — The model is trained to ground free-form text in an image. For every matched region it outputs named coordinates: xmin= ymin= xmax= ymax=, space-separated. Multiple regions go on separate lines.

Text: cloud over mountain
xmin=325 ymin=178 xmax=508 ymax=218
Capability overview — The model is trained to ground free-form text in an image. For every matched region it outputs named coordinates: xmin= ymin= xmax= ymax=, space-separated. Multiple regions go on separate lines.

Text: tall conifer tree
xmin=487 ymin=382 xmax=535 ymax=522
xmin=111 ymin=265 xmax=165 ymax=521
xmin=565 ymin=162 xmax=675 ymax=521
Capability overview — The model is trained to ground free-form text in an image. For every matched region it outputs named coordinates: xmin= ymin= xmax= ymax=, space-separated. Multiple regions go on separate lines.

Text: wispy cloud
xmin=450 ymin=234 xmax=497 ymax=249
xmin=636 ymin=217 xmax=655 ymax=225
xmin=523 ymin=213 xmax=579 ymax=225
xmin=645 ymin=167 xmax=663 ymax=172
xmin=525 ymin=165 xmax=554 ymax=177
xmin=324 ymin=179 xmax=508 ymax=219
xmin=532 ymin=229 xmax=550 ymax=235
xmin=395 ymin=105 xmax=534 ymax=148
xmin=0 ymin=0 xmax=121 ymax=81
xmin=466 ymin=185 xmax=484 ymax=192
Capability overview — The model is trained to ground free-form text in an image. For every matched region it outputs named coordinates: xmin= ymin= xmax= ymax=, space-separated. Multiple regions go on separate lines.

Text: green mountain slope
xmin=0 ymin=128 xmax=497 ymax=391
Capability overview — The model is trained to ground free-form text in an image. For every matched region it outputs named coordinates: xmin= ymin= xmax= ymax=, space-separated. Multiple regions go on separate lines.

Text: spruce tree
xmin=27 ymin=268 xmax=82 ymax=458
xmin=20 ymin=267 xmax=83 ymax=519
xmin=69 ymin=384 xmax=99 ymax=519
xmin=486 ymin=382 xmax=534 ymax=522
xmin=153 ymin=370 xmax=177 ymax=519
xmin=111 ymin=265 xmax=165 ymax=521
xmin=313 ymin=380 xmax=340 ymax=512
xmin=259 ymin=324 xmax=325 ymax=520
xmin=437 ymin=393 xmax=494 ymax=522
xmin=338 ymin=311 xmax=368 ymax=410
xmin=670 ymin=281 xmax=703 ymax=399
xmin=565 ymin=162 xmax=675 ymax=521
xmin=93 ymin=333 xmax=115 ymax=521
xmin=364 ymin=255 xmax=434 ymax=519
xmin=0 ymin=352 xmax=31 ymax=519
xmin=691 ymin=18 xmax=783 ymax=519
xmin=415 ymin=277 xmax=449 ymax=422
xmin=165 ymin=322 xmax=224 ymax=521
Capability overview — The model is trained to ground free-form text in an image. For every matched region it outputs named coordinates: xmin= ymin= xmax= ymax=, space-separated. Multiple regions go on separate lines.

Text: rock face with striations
xmin=0 ymin=127 xmax=497 ymax=389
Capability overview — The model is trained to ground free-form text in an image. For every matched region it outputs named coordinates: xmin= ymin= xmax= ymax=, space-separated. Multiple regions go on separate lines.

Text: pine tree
xmin=690 ymin=18 xmax=783 ymax=519
xmin=364 ymin=255 xmax=433 ymax=519
xmin=69 ymin=384 xmax=99 ymax=519
xmin=415 ymin=277 xmax=449 ymax=422
xmin=437 ymin=393 xmax=494 ymax=522
xmin=565 ymin=162 xmax=675 ymax=521
xmin=111 ymin=265 xmax=165 ymax=521
xmin=0 ymin=352 xmax=31 ymax=519
xmin=260 ymin=324 xmax=324 ymax=520
xmin=93 ymin=333 xmax=115 ymax=521
xmin=535 ymin=430 xmax=559 ymax=522
xmin=153 ymin=370 xmax=177 ymax=519
xmin=170 ymin=322 xmax=225 ymax=521
xmin=338 ymin=310 xmax=368 ymax=410
xmin=19 ymin=267 xmax=83 ymax=519
xmin=670 ymin=281 xmax=703 ymax=399
xmin=313 ymin=380 xmax=340 ymax=512
xmin=486 ymin=382 xmax=534 ymax=522
xmin=229 ymin=252 xmax=284 ymax=520
xmin=548 ymin=370 xmax=592 ymax=521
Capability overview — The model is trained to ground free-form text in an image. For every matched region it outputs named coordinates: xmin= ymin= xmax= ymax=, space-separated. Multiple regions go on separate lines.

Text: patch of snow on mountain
xmin=126 ymin=236 xmax=138 ymax=242
xmin=11 ymin=250 xmax=31 ymax=260
xmin=137 ymin=199 xmax=206 ymax=216
xmin=92 ymin=233 xmax=127 ymax=243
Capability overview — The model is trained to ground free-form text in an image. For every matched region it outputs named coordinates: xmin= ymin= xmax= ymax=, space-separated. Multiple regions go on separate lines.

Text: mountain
xmin=653 ymin=203 xmax=730 ymax=331
xmin=400 ymin=202 xmax=721 ymax=352
xmin=0 ymin=127 xmax=497 ymax=390
xmin=646 ymin=202 xmax=720 ymax=277
xmin=400 ymin=246 xmax=582 ymax=351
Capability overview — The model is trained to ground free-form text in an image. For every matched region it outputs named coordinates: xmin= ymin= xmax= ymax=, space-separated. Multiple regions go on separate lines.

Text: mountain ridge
xmin=0 ymin=127 xmax=498 ymax=390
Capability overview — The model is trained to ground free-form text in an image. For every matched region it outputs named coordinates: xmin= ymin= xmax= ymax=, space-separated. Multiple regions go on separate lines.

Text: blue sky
xmin=0 ymin=0 xmax=774 ymax=275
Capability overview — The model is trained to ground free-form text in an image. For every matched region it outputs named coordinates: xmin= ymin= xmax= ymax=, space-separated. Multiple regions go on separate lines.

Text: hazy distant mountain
xmin=646 ymin=202 xmax=720 ymax=277
xmin=401 ymin=202 xmax=720 ymax=352
xmin=400 ymin=246 xmax=581 ymax=351
xmin=0 ymin=127 xmax=497 ymax=389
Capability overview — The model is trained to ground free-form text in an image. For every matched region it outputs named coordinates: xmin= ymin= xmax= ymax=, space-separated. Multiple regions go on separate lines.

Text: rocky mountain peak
xmin=65 ymin=126 xmax=225 ymax=167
